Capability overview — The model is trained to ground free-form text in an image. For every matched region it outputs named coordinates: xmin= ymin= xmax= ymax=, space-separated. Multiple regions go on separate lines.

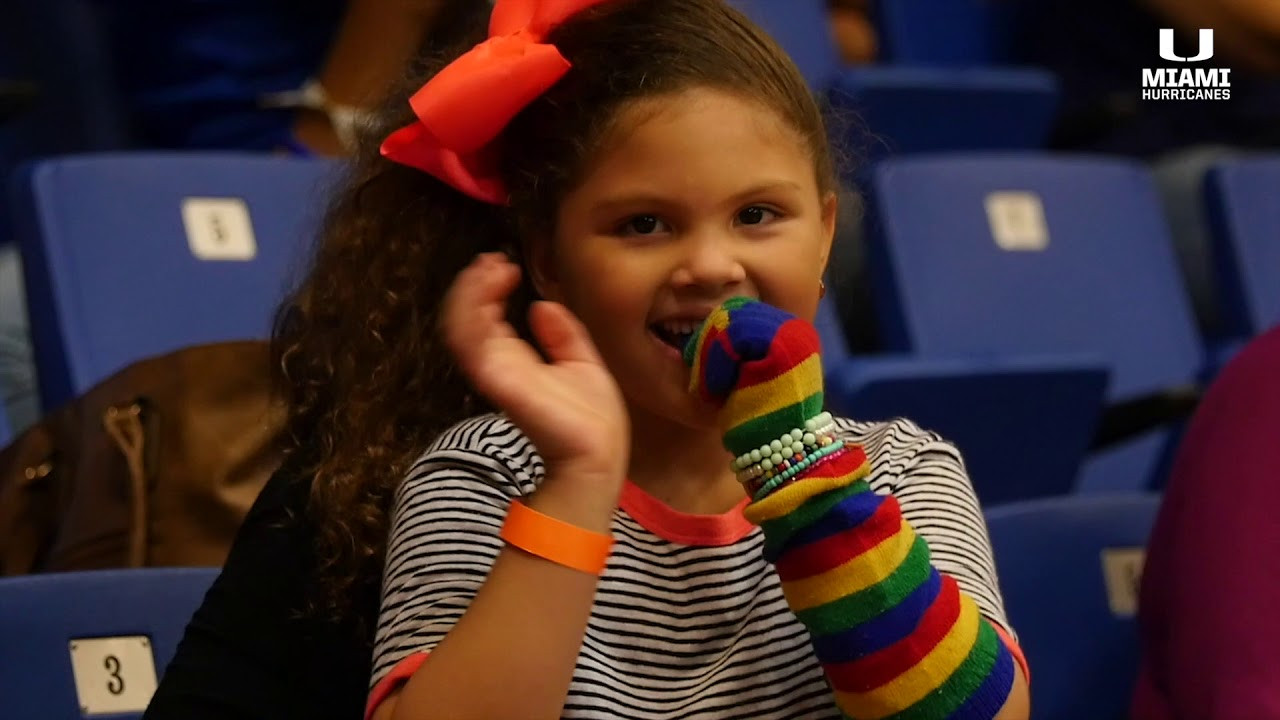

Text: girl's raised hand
xmin=442 ymin=253 xmax=630 ymax=491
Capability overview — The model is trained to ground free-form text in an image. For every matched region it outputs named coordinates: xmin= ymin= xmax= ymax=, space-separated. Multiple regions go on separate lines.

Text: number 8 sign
xmin=68 ymin=636 xmax=159 ymax=715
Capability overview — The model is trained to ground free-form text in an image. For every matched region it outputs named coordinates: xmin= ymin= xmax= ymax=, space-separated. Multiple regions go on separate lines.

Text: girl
xmin=362 ymin=0 xmax=1030 ymax=718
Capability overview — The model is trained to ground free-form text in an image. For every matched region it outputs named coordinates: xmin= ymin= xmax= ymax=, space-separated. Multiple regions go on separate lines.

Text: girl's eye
xmin=737 ymin=206 xmax=780 ymax=226
xmin=620 ymin=215 xmax=670 ymax=236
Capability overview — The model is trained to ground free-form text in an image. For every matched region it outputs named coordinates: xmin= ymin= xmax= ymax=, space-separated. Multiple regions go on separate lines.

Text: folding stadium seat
xmin=827 ymin=68 xmax=1058 ymax=159
xmin=872 ymin=0 xmax=1027 ymax=66
xmin=11 ymin=153 xmax=343 ymax=410
xmin=863 ymin=154 xmax=1205 ymax=493
xmin=986 ymin=493 xmax=1161 ymax=720
xmin=0 ymin=567 xmax=218 ymax=720
xmin=729 ymin=0 xmax=1059 ymax=164
xmin=1205 ymin=155 xmax=1280 ymax=338
xmin=816 ymin=297 xmax=1108 ymax=505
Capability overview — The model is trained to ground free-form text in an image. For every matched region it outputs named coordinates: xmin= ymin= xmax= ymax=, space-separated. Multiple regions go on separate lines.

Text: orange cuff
xmin=501 ymin=500 xmax=613 ymax=575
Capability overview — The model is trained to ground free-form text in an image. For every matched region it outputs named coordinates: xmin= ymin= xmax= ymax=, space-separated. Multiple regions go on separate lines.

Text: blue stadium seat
xmin=864 ymin=155 xmax=1205 ymax=493
xmin=817 ymin=298 xmax=1108 ymax=505
xmin=872 ymin=0 xmax=1026 ymax=66
xmin=727 ymin=0 xmax=1059 ymax=165
xmin=724 ymin=0 xmax=842 ymax=92
xmin=1205 ymin=155 xmax=1280 ymax=338
xmin=11 ymin=153 xmax=342 ymax=411
xmin=987 ymin=493 xmax=1160 ymax=720
xmin=0 ymin=567 xmax=218 ymax=720
xmin=828 ymin=67 xmax=1058 ymax=158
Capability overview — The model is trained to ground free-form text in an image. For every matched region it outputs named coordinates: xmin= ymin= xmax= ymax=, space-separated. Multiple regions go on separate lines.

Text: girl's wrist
xmin=531 ymin=464 xmax=624 ymax=536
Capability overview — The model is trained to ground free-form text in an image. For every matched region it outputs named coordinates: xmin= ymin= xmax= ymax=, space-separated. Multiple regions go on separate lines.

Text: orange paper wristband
xmin=500 ymin=500 xmax=614 ymax=575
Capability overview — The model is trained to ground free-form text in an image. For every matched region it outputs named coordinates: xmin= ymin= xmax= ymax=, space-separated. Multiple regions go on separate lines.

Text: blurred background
xmin=0 ymin=1 xmax=1277 ymax=719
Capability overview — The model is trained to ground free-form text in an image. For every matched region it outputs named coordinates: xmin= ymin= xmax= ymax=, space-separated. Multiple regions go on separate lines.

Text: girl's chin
xmin=621 ymin=376 xmax=719 ymax=431
xmin=613 ymin=331 xmax=721 ymax=428
xmin=645 ymin=387 xmax=721 ymax=432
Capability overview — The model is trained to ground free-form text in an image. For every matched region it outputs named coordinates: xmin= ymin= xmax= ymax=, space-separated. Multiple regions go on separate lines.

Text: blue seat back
xmin=1206 ymin=155 xmax=1280 ymax=337
xmin=12 ymin=153 xmax=341 ymax=410
xmin=873 ymin=0 xmax=1025 ymax=66
xmin=726 ymin=0 xmax=841 ymax=90
xmin=829 ymin=68 xmax=1058 ymax=161
xmin=730 ymin=0 xmax=1057 ymax=166
xmin=0 ymin=568 xmax=218 ymax=720
xmin=817 ymin=299 xmax=1107 ymax=505
xmin=865 ymin=154 xmax=1203 ymax=401
xmin=865 ymin=155 xmax=1204 ymax=491
xmin=987 ymin=494 xmax=1160 ymax=720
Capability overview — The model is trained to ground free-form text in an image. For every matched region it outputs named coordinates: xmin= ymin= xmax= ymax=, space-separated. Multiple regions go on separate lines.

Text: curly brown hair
xmin=272 ymin=0 xmax=837 ymax=622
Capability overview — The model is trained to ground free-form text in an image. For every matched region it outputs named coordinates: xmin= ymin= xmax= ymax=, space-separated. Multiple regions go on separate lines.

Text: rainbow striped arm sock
xmin=687 ymin=298 xmax=1018 ymax=719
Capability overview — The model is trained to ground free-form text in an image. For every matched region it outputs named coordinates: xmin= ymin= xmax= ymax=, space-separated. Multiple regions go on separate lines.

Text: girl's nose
xmin=668 ymin=231 xmax=747 ymax=294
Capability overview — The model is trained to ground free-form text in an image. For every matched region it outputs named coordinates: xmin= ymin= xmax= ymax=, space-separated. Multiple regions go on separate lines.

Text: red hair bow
xmin=380 ymin=0 xmax=610 ymax=204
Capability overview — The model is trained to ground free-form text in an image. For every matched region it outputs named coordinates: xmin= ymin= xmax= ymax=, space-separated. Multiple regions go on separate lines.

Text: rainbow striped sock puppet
xmin=684 ymin=297 xmax=1020 ymax=719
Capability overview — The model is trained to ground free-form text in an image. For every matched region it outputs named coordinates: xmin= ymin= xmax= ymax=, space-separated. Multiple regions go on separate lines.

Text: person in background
xmin=829 ymin=0 xmax=878 ymax=65
xmin=93 ymin=0 xmax=485 ymax=154
xmin=1132 ymin=324 xmax=1280 ymax=719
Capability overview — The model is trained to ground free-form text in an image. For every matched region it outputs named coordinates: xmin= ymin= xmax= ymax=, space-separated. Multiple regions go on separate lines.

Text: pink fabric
xmin=618 ymin=480 xmax=754 ymax=547
xmin=1132 ymin=326 xmax=1280 ymax=720
xmin=365 ymin=652 xmax=428 ymax=720
xmin=993 ymin=624 xmax=1031 ymax=686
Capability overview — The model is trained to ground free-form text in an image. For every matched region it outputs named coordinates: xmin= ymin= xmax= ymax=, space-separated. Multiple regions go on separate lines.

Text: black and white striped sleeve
xmin=369 ymin=415 xmax=542 ymax=690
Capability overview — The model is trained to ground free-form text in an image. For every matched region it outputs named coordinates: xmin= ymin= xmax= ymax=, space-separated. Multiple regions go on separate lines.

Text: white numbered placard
xmin=68 ymin=636 xmax=159 ymax=715
xmin=182 ymin=197 xmax=258 ymax=261
xmin=1100 ymin=547 xmax=1146 ymax=617
xmin=984 ymin=191 xmax=1049 ymax=252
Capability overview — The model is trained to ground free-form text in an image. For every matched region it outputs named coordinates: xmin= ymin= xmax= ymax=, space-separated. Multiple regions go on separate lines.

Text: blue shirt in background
xmin=92 ymin=0 xmax=346 ymax=150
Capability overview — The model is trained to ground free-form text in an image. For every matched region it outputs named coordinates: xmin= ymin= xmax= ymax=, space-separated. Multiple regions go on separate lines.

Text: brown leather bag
xmin=0 ymin=341 xmax=285 ymax=574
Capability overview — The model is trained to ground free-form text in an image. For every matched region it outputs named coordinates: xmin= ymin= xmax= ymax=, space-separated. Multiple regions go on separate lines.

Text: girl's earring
xmin=819 ymin=280 xmax=827 ymax=299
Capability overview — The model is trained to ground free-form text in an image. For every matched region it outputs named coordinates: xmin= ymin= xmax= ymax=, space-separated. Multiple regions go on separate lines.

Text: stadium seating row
xmin=4 ymin=151 xmax=1276 ymax=504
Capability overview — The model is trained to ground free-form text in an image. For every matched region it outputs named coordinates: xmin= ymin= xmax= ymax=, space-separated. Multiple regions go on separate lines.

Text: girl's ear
xmin=525 ymin=233 xmax=563 ymax=303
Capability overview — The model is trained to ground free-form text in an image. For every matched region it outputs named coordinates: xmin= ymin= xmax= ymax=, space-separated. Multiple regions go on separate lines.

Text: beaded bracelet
xmin=734 ymin=430 xmax=839 ymax=487
xmin=732 ymin=411 xmax=838 ymax=485
xmin=750 ymin=440 xmax=848 ymax=501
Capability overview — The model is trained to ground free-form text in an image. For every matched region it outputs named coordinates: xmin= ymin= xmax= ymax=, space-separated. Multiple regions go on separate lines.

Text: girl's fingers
xmin=528 ymin=301 xmax=606 ymax=367
xmin=442 ymin=254 xmax=521 ymax=358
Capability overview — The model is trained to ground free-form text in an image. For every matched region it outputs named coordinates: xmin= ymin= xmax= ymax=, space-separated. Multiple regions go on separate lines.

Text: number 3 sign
xmin=68 ymin=636 xmax=159 ymax=715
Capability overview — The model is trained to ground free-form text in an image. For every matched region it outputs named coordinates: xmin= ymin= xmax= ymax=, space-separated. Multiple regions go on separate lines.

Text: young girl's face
xmin=533 ymin=87 xmax=837 ymax=431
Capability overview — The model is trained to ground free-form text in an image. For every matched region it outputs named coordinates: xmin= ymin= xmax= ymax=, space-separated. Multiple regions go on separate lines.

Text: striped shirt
xmin=370 ymin=414 xmax=1013 ymax=719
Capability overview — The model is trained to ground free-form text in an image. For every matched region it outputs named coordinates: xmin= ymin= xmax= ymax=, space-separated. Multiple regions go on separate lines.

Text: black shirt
xmin=144 ymin=461 xmax=379 ymax=719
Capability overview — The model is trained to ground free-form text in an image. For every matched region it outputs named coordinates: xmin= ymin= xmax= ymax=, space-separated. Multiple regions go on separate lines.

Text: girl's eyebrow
xmin=590 ymin=181 xmax=805 ymax=215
